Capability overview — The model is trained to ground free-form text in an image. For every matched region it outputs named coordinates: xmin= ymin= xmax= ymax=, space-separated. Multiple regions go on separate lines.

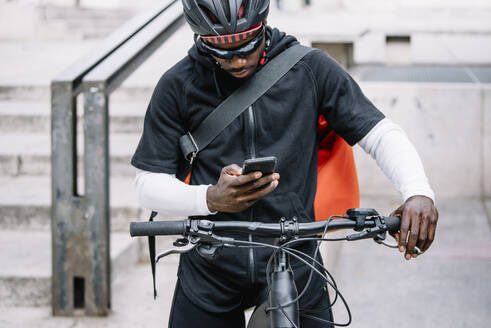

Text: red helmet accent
xmin=200 ymin=22 xmax=262 ymax=45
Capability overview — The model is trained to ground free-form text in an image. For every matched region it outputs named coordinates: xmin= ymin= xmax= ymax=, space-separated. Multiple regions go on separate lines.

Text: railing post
xmin=83 ymin=85 xmax=111 ymax=315
xmin=51 ymin=82 xmax=111 ymax=316
xmin=51 ymin=81 xmax=91 ymax=315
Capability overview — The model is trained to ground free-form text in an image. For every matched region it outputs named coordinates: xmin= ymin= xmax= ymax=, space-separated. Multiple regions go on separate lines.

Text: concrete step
xmin=0 ymin=132 xmax=140 ymax=177
xmin=0 ymin=230 xmax=141 ymax=307
xmin=0 ymin=85 xmax=51 ymax=102
xmin=0 ymin=175 xmax=143 ymax=232
xmin=0 ymin=24 xmax=193 ymax=101
xmin=0 ymin=100 xmax=147 ymax=133
xmin=0 ymin=84 xmax=154 ymax=102
xmin=0 ymin=261 xmax=179 ymax=326
xmin=41 ymin=5 xmax=136 ymax=39
xmin=43 ymin=5 xmax=134 ymax=22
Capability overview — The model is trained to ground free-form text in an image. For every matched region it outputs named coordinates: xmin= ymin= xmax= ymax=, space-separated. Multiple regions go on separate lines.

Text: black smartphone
xmin=242 ymin=156 xmax=277 ymax=175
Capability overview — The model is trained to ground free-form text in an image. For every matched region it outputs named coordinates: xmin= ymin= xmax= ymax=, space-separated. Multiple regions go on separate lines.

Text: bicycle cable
xmin=227 ymin=215 xmax=353 ymax=326
xmin=265 ymin=215 xmax=344 ymax=310
xmin=265 ymin=215 xmax=353 ymax=326
xmin=285 ymin=246 xmax=339 ymax=311
xmin=278 ymin=302 xmax=299 ymax=328
xmin=266 ymin=242 xmax=353 ymax=326
xmin=266 ymin=216 xmax=337 ymax=310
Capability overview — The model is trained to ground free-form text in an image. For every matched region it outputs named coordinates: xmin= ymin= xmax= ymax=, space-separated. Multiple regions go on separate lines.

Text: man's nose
xmin=229 ymin=55 xmax=248 ymax=68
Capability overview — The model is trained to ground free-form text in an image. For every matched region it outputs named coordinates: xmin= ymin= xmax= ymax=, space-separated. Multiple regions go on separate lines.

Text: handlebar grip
xmin=130 ymin=220 xmax=187 ymax=237
xmin=384 ymin=216 xmax=401 ymax=233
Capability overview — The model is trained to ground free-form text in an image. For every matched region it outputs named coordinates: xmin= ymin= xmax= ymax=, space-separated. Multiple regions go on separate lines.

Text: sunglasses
xmin=196 ymin=25 xmax=265 ymax=60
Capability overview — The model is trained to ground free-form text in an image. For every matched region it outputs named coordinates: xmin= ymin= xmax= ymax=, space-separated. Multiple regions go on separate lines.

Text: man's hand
xmin=206 ymin=164 xmax=280 ymax=213
xmin=390 ymin=195 xmax=439 ymax=260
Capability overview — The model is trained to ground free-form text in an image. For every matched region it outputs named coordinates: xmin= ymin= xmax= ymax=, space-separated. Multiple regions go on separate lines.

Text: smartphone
xmin=242 ymin=156 xmax=277 ymax=175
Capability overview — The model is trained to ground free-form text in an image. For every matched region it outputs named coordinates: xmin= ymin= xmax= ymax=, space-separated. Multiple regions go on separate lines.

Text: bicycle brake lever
xmin=155 ymin=242 xmax=196 ymax=263
xmin=346 ymin=227 xmax=385 ymax=242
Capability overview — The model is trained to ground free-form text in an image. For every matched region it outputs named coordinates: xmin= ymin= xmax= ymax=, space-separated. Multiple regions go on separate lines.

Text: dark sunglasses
xmin=195 ymin=26 xmax=265 ymax=60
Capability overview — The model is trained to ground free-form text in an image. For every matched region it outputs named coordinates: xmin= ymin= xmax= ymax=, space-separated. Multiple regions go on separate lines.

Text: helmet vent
xmin=238 ymin=1 xmax=246 ymax=19
xmin=199 ymin=5 xmax=218 ymax=23
xmin=220 ymin=0 xmax=231 ymax=21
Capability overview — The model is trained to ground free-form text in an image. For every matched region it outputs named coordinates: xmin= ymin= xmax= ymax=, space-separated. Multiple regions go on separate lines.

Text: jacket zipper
xmin=247 ymin=105 xmax=256 ymax=284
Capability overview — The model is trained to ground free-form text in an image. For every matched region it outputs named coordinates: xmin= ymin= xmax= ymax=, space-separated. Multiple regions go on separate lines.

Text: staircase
xmin=38 ymin=4 xmax=137 ymax=40
xmin=0 ymin=0 xmax=194 ymax=310
xmin=0 ymin=83 xmax=156 ymax=308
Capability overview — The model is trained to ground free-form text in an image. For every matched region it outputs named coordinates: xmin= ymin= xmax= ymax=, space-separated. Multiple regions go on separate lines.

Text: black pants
xmin=168 ymin=280 xmax=334 ymax=328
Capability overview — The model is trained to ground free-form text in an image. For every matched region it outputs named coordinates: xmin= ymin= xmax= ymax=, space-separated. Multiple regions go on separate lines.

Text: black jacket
xmin=132 ymin=27 xmax=384 ymax=312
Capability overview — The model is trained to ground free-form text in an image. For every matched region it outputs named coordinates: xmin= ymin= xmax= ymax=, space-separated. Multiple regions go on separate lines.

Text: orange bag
xmin=314 ymin=116 xmax=360 ymax=221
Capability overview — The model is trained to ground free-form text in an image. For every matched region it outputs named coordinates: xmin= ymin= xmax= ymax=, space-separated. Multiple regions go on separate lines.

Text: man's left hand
xmin=390 ymin=195 xmax=439 ymax=260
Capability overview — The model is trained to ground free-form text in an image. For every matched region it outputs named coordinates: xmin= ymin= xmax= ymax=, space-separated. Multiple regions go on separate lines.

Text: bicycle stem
xmin=269 ymin=246 xmax=299 ymax=328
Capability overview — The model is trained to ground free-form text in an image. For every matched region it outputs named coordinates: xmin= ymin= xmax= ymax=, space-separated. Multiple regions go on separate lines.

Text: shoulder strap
xmin=148 ymin=211 xmax=158 ymax=299
xmin=179 ymin=44 xmax=313 ymax=163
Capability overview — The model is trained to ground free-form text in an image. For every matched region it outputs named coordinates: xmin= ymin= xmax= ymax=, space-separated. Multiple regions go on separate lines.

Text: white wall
xmin=355 ymin=82 xmax=490 ymax=201
xmin=485 ymin=89 xmax=491 ymax=198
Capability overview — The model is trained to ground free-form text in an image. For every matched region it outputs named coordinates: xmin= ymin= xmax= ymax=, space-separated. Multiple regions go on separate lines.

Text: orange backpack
xmin=314 ymin=116 xmax=360 ymax=220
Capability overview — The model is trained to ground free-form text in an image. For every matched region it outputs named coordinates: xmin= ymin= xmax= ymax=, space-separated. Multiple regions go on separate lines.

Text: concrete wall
xmin=355 ymin=82 xmax=490 ymax=201
xmin=485 ymin=88 xmax=491 ymax=199
xmin=327 ymin=0 xmax=491 ymax=10
xmin=412 ymin=34 xmax=491 ymax=65
xmin=353 ymin=32 xmax=385 ymax=65
xmin=39 ymin=0 xmax=157 ymax=8
xmin=353 ymin=31 xmax=491 ymax=66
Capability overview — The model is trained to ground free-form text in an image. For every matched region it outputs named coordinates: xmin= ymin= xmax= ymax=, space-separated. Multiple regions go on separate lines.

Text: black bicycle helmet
xmin=182 ymin=0 xmax=270 ymax=36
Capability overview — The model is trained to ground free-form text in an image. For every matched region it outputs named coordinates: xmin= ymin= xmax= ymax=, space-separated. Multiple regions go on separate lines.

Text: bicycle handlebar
xmin=129 ymin=210 xmax=401 ymax=328
xmin=130 ymin=216 xmax=400 ymax=238
xmin=130 ymin=220 xmax=187 ymax=237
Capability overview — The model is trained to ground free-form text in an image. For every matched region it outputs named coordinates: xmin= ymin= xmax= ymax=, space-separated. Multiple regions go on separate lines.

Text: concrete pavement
xmin=0 ymin=198 xmax=489 ymax=327
xmin=0 ymin=262 xmax=178 ymax=327
xmin=330 ymin=198 xmax=491 ymax=328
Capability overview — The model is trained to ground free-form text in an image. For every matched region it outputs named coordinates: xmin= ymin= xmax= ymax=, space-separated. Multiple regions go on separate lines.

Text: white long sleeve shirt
xmin=134 ymin=118 xmax=434 ymax=217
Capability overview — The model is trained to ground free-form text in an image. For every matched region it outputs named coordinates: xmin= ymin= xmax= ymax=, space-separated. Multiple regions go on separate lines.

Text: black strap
xmin=179 ymin=44 xmax=313 ymax=163
xmin=148 ymin=211 xmax=158 ymax=299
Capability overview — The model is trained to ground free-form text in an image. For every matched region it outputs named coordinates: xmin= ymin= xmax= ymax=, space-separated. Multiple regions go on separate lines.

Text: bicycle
xmin=130 ymin=208 xmax=401 ymax=328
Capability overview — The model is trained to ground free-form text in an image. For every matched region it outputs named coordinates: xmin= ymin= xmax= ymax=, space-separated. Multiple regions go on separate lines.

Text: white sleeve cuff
xmin=134 ymin=169 xmax=216 ymax=218
xmin=358 ymin=118 xmax=435 ymax=203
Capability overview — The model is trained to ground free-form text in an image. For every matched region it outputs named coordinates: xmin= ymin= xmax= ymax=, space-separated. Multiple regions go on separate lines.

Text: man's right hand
xmin=206 ymin=164 xmax=280 ymax=213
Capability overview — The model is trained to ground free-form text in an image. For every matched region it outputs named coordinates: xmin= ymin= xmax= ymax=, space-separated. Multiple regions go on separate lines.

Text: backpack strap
xmin=148 ymin=211 xmax=158 ymax=299
xmin=179 ymin=44 xmax=313 ymax=163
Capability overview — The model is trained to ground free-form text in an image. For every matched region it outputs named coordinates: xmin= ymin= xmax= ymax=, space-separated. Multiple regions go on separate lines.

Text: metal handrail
xmin=51 ymin=0 xmax=184 ymax=316
xmin=52 ymin=0 xmax=177 ymax=91
xmin=82 ymin=1 xmax=183 ymax=93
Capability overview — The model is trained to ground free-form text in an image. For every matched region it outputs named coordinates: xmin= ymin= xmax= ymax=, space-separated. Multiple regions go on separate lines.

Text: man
xmin=131 ymin=1 xmax=439 ymax=327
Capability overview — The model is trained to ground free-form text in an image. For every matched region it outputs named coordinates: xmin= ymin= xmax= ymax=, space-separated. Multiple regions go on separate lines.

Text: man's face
xmin=210 ymin=29 xmax=266 ymax=79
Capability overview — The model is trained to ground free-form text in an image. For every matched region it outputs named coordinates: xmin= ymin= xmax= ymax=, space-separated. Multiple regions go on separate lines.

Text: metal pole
xmin=51 ymin=82 xmax=111 ymax=316
xmin=82 ymin=85 xmax=111 ymax=315
xmin=51 ymin=82 xmax=91 ymax=315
